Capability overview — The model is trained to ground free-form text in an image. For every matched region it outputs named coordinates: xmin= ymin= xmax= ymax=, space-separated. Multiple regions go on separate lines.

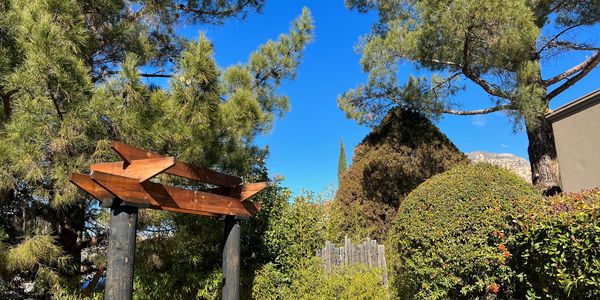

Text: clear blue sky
xmin=168 ymin=1 xmax=600 ymax=195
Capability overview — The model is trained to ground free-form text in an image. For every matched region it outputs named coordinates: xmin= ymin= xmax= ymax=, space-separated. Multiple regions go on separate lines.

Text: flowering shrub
xmin=388 ymin=163 xmax=543 ymax=299
xmin=510 ymin=189 xmax=600 ymax=299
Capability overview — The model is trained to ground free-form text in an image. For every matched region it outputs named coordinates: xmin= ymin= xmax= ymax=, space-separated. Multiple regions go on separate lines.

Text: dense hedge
xmin=388 ymin=163 xmax=543 ymax=299
xmin=332 ymin=108 xmax=465 ymax=241
xmin=510 ymin=189 xmax=600 ymax=299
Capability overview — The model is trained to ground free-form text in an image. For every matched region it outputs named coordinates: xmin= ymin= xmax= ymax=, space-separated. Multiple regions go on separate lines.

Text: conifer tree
xmin=331 ymin=108 xmax=464 ymax=241
xmin=338 ymin=137 xmax=348 ymax=183
xmin=0 ymin=0 xmax=313 ymax=296
xmin=341 ymin=0 xmax=600 ymax=194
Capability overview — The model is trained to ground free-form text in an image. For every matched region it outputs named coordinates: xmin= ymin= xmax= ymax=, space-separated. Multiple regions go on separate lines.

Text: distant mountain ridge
xmin=467 ymin=151 xmax=532 ymax=183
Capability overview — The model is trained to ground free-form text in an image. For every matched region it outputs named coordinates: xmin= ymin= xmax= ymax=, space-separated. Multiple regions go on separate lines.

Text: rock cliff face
xmin=467 ymin=151 xmax=532 ymax=183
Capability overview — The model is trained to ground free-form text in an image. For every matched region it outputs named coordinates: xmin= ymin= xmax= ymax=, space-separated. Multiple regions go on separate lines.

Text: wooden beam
xmin=91 ymin=171 xmax=257 ymax=218
xmin=70 ymin=172 xmax=117 ymax=207
xmin=91 ymin=157 xmax=175 ymax=182
xmin=111 ymin=141 xmax=242 ymax=188
xmin=238 ymin=182 xmax=268 ymax=201
xmin=207 ymin=182 xmax=269 ymax=201
xmin=70 ymin=173 xmax=221 ymax=217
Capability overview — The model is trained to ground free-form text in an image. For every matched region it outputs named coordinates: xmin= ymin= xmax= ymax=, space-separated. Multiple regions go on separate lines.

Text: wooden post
xmin=105 ymin=205 xmax=138 ymax=300
xmin=222 ymin=216 xmax=241 ymax=300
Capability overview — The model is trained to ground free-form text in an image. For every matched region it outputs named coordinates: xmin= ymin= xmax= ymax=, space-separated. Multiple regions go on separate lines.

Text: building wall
xmin=551 ymin=100 xmax=600 ymax=193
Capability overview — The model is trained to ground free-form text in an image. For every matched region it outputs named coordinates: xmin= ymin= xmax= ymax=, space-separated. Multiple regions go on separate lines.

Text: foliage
xmin=0 ymin=0 xmax=313 ymax=297
xmin=341 ymin=0 xmax=600 ymax=191
xmin=263 ymin=191 xmax=329 ymax=276
xmin=337 ymin=137 xmax=347 ymax=183
xmin=6 ymin=232 xmax=68 ymax=271
xmin=341 ymin=0 xmax=600 ymax=126
xmin=251 ymin=191 xmax=330 ymax=299
xmin=133 ymin=184 xmax=293 ymax=300
xmin=253 ymin=257 xmax=389 ymax=300
xmin=290 ymin=258 xmax=388 ymax=300
xmin=388 ymin=163 xmax=543 ymax=299
xmin=251 ymin=262 xmax=291 ymax=299
xmin=331 ymin=108 xmax=465 ymax=241
xmin=1 ymin=231 xmax=70 ymax=297
xmin=510 ymin=189 xmax=600 ymax=299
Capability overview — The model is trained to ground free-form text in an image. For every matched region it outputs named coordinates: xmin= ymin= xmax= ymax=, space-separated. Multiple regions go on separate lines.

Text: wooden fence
xmin=316 ymin=236 xmax=387 ymax=284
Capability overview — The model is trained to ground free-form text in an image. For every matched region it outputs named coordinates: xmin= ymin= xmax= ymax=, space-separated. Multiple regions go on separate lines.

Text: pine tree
xmin=338 ymin=137 xmax=348 ymax=183
xmin=0 ymin=0 xmax=313 ymax=296
xmin=340 ymin=0 xmax=600 ymax=194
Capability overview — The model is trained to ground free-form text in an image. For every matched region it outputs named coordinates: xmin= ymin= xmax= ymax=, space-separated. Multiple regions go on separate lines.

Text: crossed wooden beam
xmin=70 ymin=141 xmax=266 ymax=219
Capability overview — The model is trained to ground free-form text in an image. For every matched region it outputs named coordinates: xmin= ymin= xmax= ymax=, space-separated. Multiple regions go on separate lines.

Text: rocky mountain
xmin=467 ymin=151 xmax=532 ymax=183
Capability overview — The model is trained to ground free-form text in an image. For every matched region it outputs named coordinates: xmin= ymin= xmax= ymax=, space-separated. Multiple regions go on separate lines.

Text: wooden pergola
xmin=70 ymin=141 xmax=267 ymax=300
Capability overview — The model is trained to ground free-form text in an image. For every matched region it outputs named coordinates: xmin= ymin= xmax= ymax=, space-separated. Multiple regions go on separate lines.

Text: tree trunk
xmin=525 ymin=115 xmax=561 ymax=195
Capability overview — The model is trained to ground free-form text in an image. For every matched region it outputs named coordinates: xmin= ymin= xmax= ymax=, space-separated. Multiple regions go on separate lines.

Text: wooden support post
xmin=105 ymin=205 xmax=138 ymax=300
xmin=222 ymin=216 xmax=241 ymax=300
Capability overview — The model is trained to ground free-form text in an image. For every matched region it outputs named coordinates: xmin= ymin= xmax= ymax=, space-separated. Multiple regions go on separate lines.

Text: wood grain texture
xmin=91 ymin=157 xmax=175 ymax=182
xmin=111 ymin=141 xmax=242 ymax=187
xmin=105 ymin=205 xmax=138 ymax=300
xmin=222 ymin=216 xmax=241 ymax=300
xmin=238 ymin=182 xmax=268 ymax=201
xmin=318 ymin=237 xmax=387 ymax=281
xmin=91 ymin=171 xmax=256 ymax=218
xmin=72 ymin=173 xmax=219 ymax=216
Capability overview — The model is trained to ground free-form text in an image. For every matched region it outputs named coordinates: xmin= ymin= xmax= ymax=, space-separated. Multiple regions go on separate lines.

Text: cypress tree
xmin=338 ymin=137 xmax=348 ymax=183
xmin=330 ymin=108 xmax=465 ymax=241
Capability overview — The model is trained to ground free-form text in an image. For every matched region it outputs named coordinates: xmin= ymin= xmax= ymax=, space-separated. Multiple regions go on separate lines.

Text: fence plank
xmin=317 ymin=236 xmax=388 ymax=283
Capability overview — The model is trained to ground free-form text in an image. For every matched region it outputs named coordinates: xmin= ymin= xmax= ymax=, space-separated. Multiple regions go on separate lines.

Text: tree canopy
xmin=340 ymin=0 xmax=600 ymax=192
xmin=0 ymin=0 xmax=313 ymax=297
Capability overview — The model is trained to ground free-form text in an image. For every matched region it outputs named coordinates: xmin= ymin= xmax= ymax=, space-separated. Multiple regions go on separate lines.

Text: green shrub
xmin=388 ymin=163 xmax=542 ymax=299
xmin=290 ymin=258 xmax=389 ymax=299
xmin=251 ymin=191 xmax=329 ymax=299
xmin=332 ymin=108 xmax=465 ymax=241
xmin=253 ymin=258 xmax=388 ymax=299
xmin=251 ymin=263 xmax=291 ymax=299
xmin=510 ymin=189 xmax=600 ymax=299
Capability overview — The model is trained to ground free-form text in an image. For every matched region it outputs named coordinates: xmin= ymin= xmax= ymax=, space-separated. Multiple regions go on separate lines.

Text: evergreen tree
xmin=337 ymin=137 xmax=347 ymax=183
xmin=0 ymin=0 xmax=313 ymax=296
xmin=331 ymin=108 xmax=465 ymax=241
xmin=340 ymin=0 xmax=600 ymax=194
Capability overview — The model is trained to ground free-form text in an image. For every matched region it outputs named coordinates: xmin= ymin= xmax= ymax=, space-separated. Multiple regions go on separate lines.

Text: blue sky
xmin=169 ymin=1 xmax=600 ymax=195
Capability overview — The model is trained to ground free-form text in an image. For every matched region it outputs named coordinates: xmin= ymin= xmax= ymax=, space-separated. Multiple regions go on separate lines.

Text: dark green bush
xmin=388 ymin=163 xmax=542 ymax=299
xmin=332 ymin=108 xmax=465 ymax=241
xmin=510 ymin=189 xmax=600 ymax=299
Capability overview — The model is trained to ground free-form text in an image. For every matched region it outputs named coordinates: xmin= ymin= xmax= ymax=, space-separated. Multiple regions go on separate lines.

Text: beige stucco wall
xmin=551 ymin=101 xmax=600 ymax=193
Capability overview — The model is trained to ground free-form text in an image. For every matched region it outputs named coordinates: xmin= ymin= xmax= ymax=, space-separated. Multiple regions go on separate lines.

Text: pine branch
xmin=545 ymin=41 xmax=600 ymax=52
xmin=49 ymin=93 xmax=64 ymax=121
xmin=178 ymin=0 xmax=259 ymax=23
xmin=443 ymin=104 xmax=512 ymax=115
xmin=538 ymin=23 xmax=588 ymax=53
xmin=461 ymin=28 xmax=510 ymax=100
xmin=544 ymin=51 xmax=600 ymax=101
xmin=104 ymin=70 xmax=173 ymax=78
xmin=543 ymin=52 xmax=600 ymax=86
